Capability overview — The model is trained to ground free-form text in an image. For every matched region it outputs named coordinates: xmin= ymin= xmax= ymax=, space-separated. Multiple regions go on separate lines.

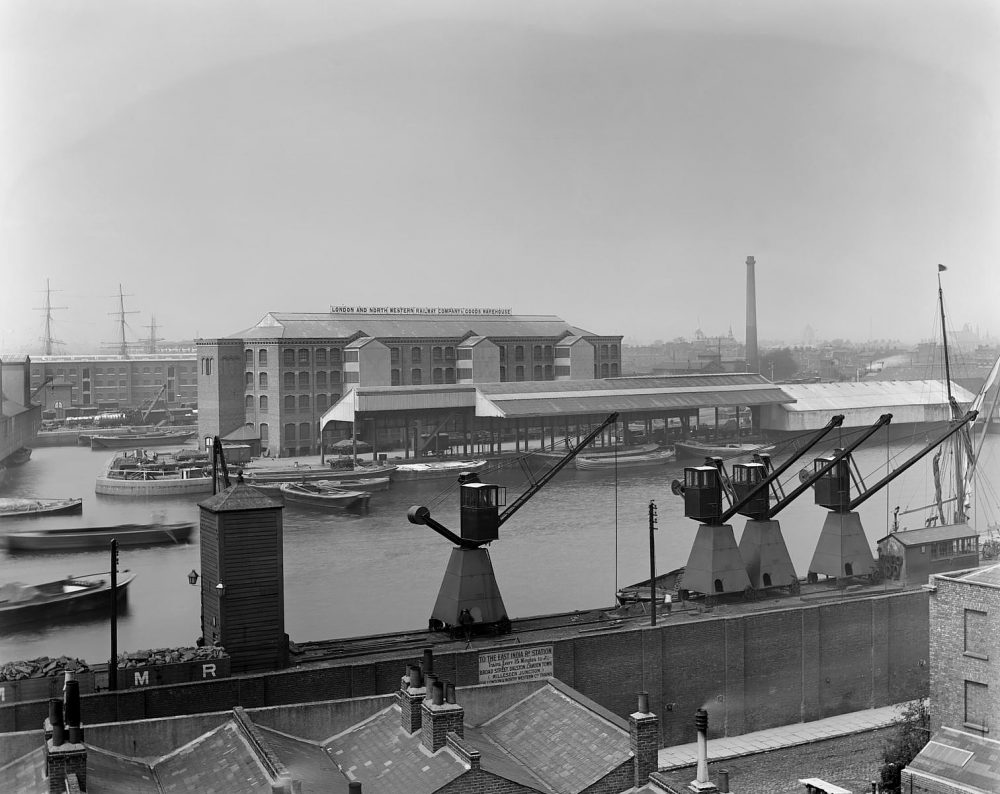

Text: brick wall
xmin=900 ymin=768 xmax=976 ymax=794
xmin=928 ymin=573 xmax=1000 ymax=734
xmin=0 ymin=590 xmax=930 ymax=751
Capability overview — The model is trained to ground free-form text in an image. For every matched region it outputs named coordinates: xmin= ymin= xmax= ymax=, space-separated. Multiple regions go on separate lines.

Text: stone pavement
xmin=658 ymin=704 xmax=908 ymax=770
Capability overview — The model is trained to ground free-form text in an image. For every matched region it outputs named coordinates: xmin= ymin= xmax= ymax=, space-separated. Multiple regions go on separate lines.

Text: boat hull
xmin=392 ymin=460 xmax=488 ymax=480
xmin=575 ymin=449 xmax=676 ymax=470
xmin=0 ymin=573 xmax=134 ymax=627
xmin=0 ymin=498 xmax=84 ymax=519
xmin=5 ymin=522 xmax=194 ymax=552
xmin=90 ymin=432 xmax=196 ymax=450
xmin=673 ymin=441 xmax=774 ymax=460
xmin=95 ymin=473 xmax=213 ymax=496
xmin=279 ymin=483 xmax=371 ymax=511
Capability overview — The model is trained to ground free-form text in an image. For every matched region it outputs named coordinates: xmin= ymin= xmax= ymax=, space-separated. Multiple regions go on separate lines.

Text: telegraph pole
xmin=649 ymin=500 xmax=658 ymax=626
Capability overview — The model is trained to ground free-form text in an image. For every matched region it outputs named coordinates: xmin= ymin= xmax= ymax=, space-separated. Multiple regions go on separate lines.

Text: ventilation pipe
xmin=694 ymin=708 xmax=709 ymax=785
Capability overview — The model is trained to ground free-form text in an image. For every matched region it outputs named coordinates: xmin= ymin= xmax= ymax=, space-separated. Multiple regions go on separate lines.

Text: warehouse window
xmin=965 ymin=610 xmax=987 ymax=658
xmin=433 ymin=368 xmax=444 ymax=384
xmin=316 ymin=371 xmax=327 ymax=388
xmin=284 ymin=395 xmax=295 ymax=410
xmin=411 ymin=347 xmax=422 ymax=364
xmin=283 ymin=372 xmax=295 ymax=389
xmin=259 ymin=396 xmax=268 ymax=412
xmin=330 ymin=348 xmax=342 ymax=364
xmin=965 ymin=680 xmax=988 ymax=730
xmin=284 ymin=423 xmax=296 ymax=441
xmin=391 ymin=369 xmax=400 ymax=386
xmin=298 ymin=348 xmax=310 ymax=366
xmin=245 ymin=372 xmax=253 ymax=387
xmin=259 ymin=372 xmax=268 ymax=389
xmin=245 ymin=395 xmax=253 ymax=409
xmin=245 ymin=350 xmax=253 ymax=367
xmin=283 ymin=349 xmax=295 ymax=366
xmin=315 ymin=348 xmax=327 ymax=365
xmin=299 ymin=395 xmax=310 ymax=410
xmin=412 ymin=368 xmax=423 ymax=385
xmin=258 ymin=349 xmax=267 ymax=367
xmin=298 ymin=372 xmax=309 ymax=388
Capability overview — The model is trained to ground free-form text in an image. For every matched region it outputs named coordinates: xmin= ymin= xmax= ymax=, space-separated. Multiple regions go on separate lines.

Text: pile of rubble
xmin=0 ymin=656 xmax=90 ymax=681
xmin=116 ymin=645 xmax=227 ymax=668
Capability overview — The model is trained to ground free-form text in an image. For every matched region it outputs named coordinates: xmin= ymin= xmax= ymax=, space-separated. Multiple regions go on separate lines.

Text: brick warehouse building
xmin=197 ymin=308 xmax=623 ymax=457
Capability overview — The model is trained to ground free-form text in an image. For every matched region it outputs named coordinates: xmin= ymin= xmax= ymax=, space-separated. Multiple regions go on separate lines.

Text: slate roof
xmin=324 ymin=706 xmax=467 ymax=793
xmin=1 ymin=746 xmax=45 ymax=794
xmin=479 ymin=684 xmax=632 ymax=794
xmin=154 ymin=721 xmax=273 ymax=793
xmin=256 ymin=725 xmax=346 ymax=794
xmin=956 ymin=562 xmax=1000 ymax=586
xmin=230 ymin=313 xmax=602 ymax=341
xmin=772 ymin=380 xmax=975 ymax=412
xmin=906 ymin=727 xmax=1000 ymax=792
xmin=877 ymin=524 xmax=980 ymax=546
xmin=198 ymin=481 xmax=283 ymax=512
xmin=87 ymin=747 xmax=160 ymax=793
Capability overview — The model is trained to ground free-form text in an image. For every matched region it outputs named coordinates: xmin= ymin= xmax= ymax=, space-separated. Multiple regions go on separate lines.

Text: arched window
xmin=433 ymin=368 xmax=444 ymax=384
xmin=283 ymin=349 xmax=295 ymax=366
xmin=284 ymin=423 xmax=296 ymax=441
xmin=330 ymin=348 xmax=342 ymax=364
xmin=299 ymin=395 xmax=310 ymax=410
xmin=245 ymin=394 xmax=254 ymax=409
xmin=544 ymin=365 xmax=553 ymax=380
xmin=315 ymin=348 xmax=327 ymax=365
xmin=245 ymin=372 xmax=253 ymax=387
xmin=298 ymin=348 xmax=310 ymax=366
xmin=391 ymin=369 xmax=400 ymax=386
xmin=515 ymin=365 xmax=525 ymax=381
xmin=601 ymin=344 xmax=609 ymax=357
xmin=533 ymin=365 xmax=543 ymax=380
xmin=445 ymin=346 xmax=455 ymax=360
xmin=610 ymin=344 xmax=619 ymax=358
xmin=258 ymin=349 xmax=267 ymax=367
xmin=515 ymin=345 xmax=524 ymax=362
xmin=500 ymin=366 xmax=507 ymax=381
xmin=412 ymin=368 xmax=423 ymax=385
xmin=445 ymin=367 xmax=455 ymax=384
xmin=610 ymin=363 xmax=619 ymax=376
xmin=433 ymin=346 xmax=443 ymax=362
xmin=601 ymin=363 xmax=610 ymax=377
xmin=316 ymin=371 xmax=327 ymax=388
xmin=544 ymin=345 xmax=552 ymax=358
xmin=298 ymin=372 xmax=309 ymax=388
xmin=533 ymin=345 xmax=542 ymax=359
xmin=411 ymin=347 xmax=422 ymax=364
xmin=299 ymin=422 xmax=311 ymax=442
xmin=245 ymin=422 xmax=254 ymax=430
xmin=259 ymin=423 xmax=269 ymax=442
xmin=245 ymin=349 xmax=253 ymax=367
xmin=259 ymin=372 xmax=268 ymax=389
xmin=330 ymin=371 xmax=341 ymax=384
xmin=284 ymin=395 xmax=295 ymax=410
xmin=259 ymin=395 xmax=268 ymax=412
xmin=316 ymin=394 xmax=327 ymax=411
xmin=283 ymin=372 xmax=295 ymax=389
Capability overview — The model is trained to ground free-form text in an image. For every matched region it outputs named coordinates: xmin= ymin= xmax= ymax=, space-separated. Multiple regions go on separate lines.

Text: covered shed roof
xmin=906 ymin=727 xmax=1000 ymax=792
xmin=319 ymin=375 xmax=791 ymax=424
xmin=877 ymin=524 xmax=979 ymax=546
xmin=771 ymin=380 xmax=975 ymax=412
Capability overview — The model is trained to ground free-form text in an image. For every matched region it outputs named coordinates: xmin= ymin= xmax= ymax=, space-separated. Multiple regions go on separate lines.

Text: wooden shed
xmin=877 ymin=524 xmax=980 ymax=585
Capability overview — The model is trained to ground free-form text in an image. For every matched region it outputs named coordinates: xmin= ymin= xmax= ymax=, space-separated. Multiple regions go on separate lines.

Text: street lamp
xmin=187 ymin=569 xmax=199 ymax=586
xmin=216 ymin=581 xmax=225 ymax=597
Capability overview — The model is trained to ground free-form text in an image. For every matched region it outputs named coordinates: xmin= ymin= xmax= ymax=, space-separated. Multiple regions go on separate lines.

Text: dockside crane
xmin=671 ymin=414 xmax=855 ymax=597
xmin=807 ymin=410 xmax=978 ymax=581
xmin=408 ymin=412 xmax=619 ymax=635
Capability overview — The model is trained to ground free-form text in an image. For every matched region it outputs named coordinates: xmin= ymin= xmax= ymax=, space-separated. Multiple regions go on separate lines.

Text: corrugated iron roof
xmin=231 ymin=312 xmax=606 ymax=340
xmin=774 ymin=380 xmax=975 ymax=412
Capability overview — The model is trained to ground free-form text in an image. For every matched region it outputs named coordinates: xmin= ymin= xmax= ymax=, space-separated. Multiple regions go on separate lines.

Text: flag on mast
xmin=938 ymin=264 xmax=948 ymax=272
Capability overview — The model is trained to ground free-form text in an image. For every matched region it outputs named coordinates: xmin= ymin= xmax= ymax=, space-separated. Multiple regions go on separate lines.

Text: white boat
xmin=575 ymin=447 xmax=676 ymax=470
xmin=392 ymin=460 xmax=488 ymax=480
xmin=95 ymin=452 xmax=214 ymax=496
xmin=673 ymin=440 xmax=774 ymax=460
xmin=241 ymin=463 xmax=396 ymax=485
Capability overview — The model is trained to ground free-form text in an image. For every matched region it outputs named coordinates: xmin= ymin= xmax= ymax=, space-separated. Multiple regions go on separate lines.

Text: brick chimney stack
xmin=44 ymin=671 xmax=87 ymax=793
xmin=421 ymin=680 xmax=464 ymax=752
xmin=398 ymin=663 xmax=426 ymax=734
xmin=630 ymin=692 xmax=659 ymax=787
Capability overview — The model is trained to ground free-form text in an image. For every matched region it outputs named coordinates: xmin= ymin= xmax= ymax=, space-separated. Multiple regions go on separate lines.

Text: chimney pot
xmin=446 ymin=682 xmax=456 ymax=704
xmin=637 ymin=692 xmax=649 ymax=713
xmin=349 ymin=783 xmax=362 ymax=793
xmin=431 ymin=681 xmax=444 ymax=706
xmin=49 ymin=697 xmax=66 ymax=746
xmin=424 ymin=673 xmax=438 ymax=699
xmin=410 ymin=665 xmax=423 ymax=689
xmin=422 ymin=647 xmax=434 ymax=675
xmin=64 ymin=678 xmax=81 ymax=727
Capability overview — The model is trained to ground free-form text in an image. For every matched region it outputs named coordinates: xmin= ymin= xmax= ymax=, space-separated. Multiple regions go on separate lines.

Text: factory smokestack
xmin=746 ymin=256 xmax=759 ymax=375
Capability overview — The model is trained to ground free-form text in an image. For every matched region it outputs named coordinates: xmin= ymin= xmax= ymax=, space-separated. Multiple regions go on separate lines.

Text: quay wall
xmin=0 ymin=589 xmax=928 ymax=748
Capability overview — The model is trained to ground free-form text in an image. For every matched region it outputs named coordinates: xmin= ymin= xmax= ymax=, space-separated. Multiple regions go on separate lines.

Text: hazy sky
xmin=2 ymin=0 xmax=998 ymax=353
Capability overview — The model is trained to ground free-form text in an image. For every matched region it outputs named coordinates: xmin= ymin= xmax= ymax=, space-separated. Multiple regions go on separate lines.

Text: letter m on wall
xmin=134 ymin=670 xmax=150 ymax=687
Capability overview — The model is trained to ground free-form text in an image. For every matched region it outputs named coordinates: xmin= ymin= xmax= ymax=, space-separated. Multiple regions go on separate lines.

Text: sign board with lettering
xmin=478 ymin=646 xmax=554 ymax=684
xmin=330 ymin=306 xmax=513 ymax=316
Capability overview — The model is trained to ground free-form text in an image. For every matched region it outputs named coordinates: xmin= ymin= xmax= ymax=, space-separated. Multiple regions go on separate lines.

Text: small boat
xmin=241 ymin=463 xmax=396 ymax=485
xmin=536 ymin=442 xmax=661 ymax=460
xmin=392 ymin=460 xmax=489 ymax=480
xmin=324 ymin=476 xmax=391 ymax=492
xmin=673 ymin=440 xmax=775 ymax=460
xmin=279 ymin=482 xmax=371 ymax=511
xmin=90 ymin=431 xmax=197 ymax=450
xmin=96 ymin=452 xmax=213 ymax=496
xmin=5 ymin=521 xmax=194 ymax=552
xmin=0 ymin=497 xmax=84 ymax=519
xmin=575 ymin=447 xmax=676 ymax=470
xmin=0 ymin=573 xmax=135 ymax=627
xmin=6 ymin=447 xmax=32 ymax=465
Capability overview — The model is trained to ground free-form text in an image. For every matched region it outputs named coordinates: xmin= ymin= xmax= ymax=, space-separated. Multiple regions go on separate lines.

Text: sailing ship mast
xmin=937 ymin=264 xmax=967 ymax=524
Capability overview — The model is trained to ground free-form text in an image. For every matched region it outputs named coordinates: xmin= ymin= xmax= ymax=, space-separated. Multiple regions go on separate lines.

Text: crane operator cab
xmin=683 ymin=465 xmax=723 ymax=524
xmin=731 ymin=461 xmax=769 ymax=518
xmin=812 ymin=450 xmax=851 ymax=511
xmin=459 ymin=481 xmax=506 ymax=543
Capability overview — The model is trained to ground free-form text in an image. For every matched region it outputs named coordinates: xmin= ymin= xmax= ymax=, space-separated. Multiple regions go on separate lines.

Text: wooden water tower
xmin=198 ymin=481 xmax=288 ymax=673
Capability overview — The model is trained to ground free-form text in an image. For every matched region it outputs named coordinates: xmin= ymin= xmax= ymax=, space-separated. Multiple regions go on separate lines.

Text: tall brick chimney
xmin=45 ymin=671 xmax=87 ymax=793
xmin=421 ymin=680 xmax=464 ymax=752
xmin=630 ymin=692 xmax=659 ymax=788
xmin=745 ymin=256 xmax=759 ymax=375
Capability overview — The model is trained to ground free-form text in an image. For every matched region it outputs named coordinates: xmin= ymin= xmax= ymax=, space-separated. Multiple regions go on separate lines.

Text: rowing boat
xmin=0 ymin=497 xmax=84 ymax=519
xmin=0 ymin=573 xmax=135 ymax=627
xmin=279 ymin=482 xmax=371 ymax=511
xmin=5 ymin=522 xmax=194 ymax=552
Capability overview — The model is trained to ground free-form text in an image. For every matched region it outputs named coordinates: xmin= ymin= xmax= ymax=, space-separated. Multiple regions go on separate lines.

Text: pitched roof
xmin=480 ymin=684 xmax=632 ymax=794
xmin=324 ymin=706 xmax=467 ymax=794
xmin=231 ymin=313 xmax=604 ymax=341
xmin=877 ymin=524 xmax=980 ymax=546
xmin=198 ymin=481 xmax=282 ymax=512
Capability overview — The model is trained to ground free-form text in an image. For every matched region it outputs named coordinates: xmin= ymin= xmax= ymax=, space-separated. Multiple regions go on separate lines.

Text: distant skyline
xmin=2 ymin=0 xmax=998 ymax=353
